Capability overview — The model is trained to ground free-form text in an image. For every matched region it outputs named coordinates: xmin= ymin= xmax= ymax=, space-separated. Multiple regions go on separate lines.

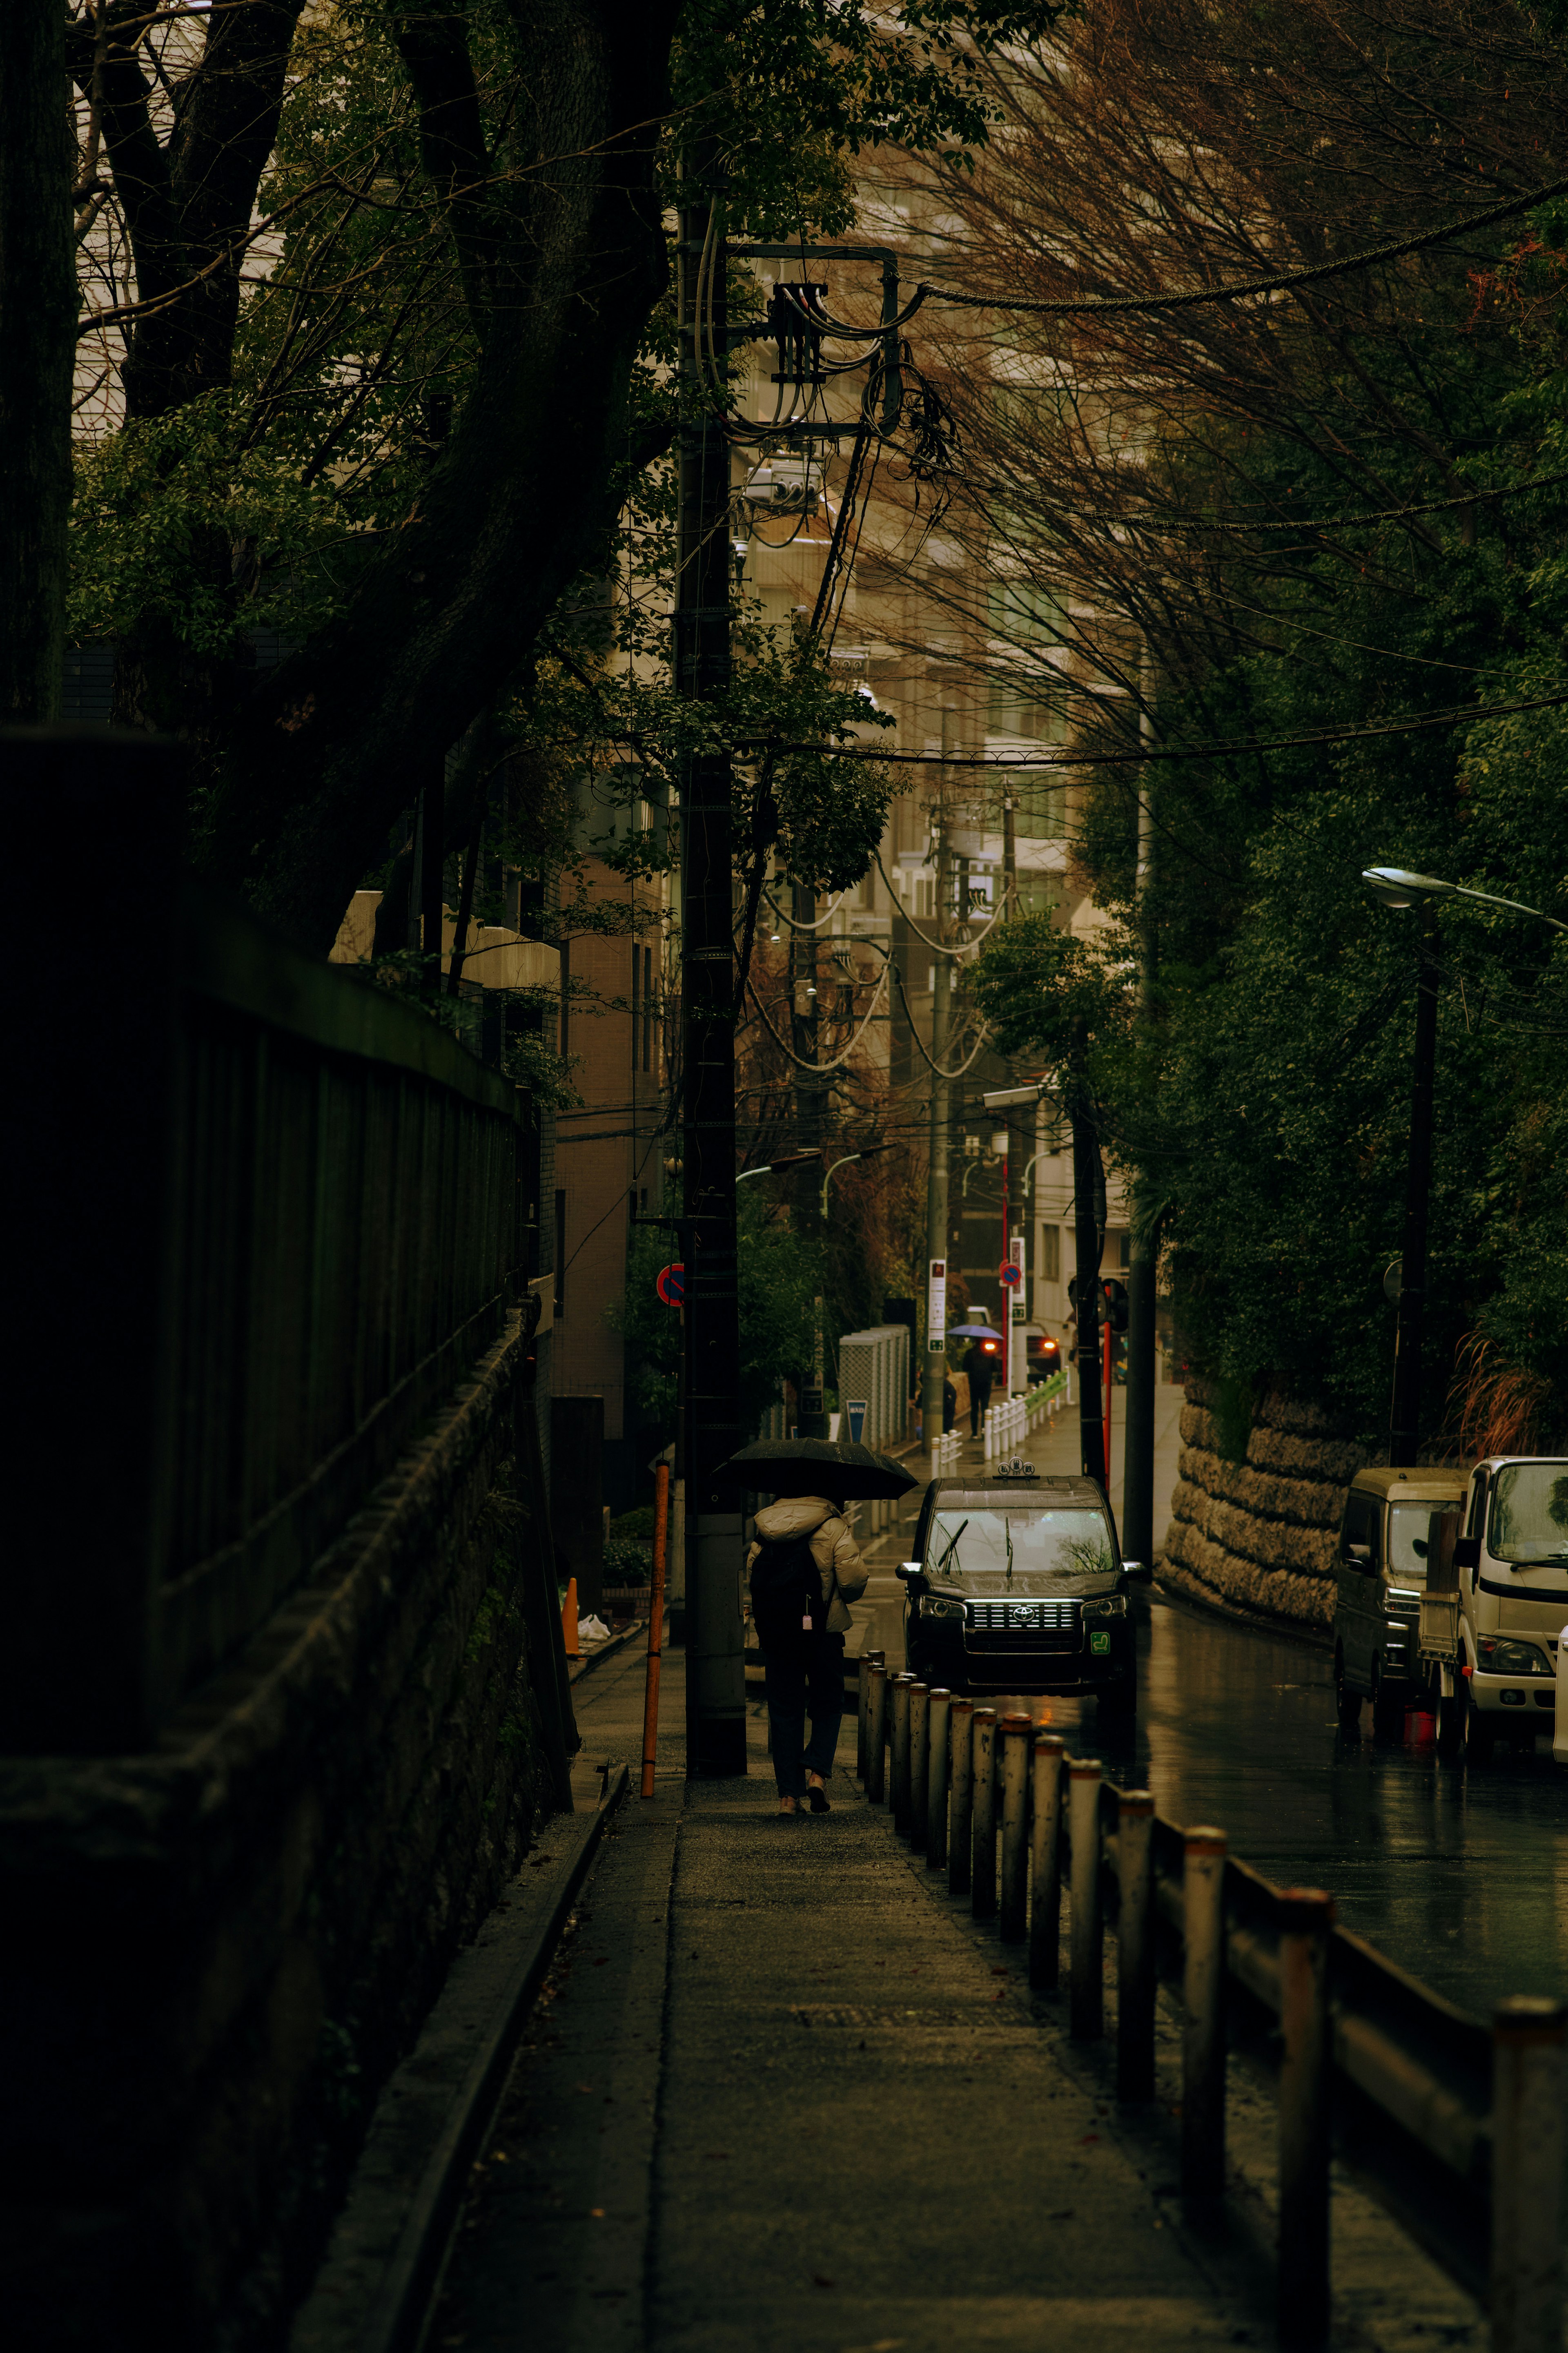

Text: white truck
xmin=1418 ymin=1455 xmax=1568 ymax=1757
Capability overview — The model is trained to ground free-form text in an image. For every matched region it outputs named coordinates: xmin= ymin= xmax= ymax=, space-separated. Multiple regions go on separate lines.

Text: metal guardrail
xmin=857 ymin=1654 xmax=1566 ymax=2353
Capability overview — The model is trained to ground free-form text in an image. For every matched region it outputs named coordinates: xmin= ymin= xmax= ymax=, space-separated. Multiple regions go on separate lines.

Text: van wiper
xmin=1005 ymin=1517 xmax=1013 ymax=1592
xmin=935 ymin=1518 xmax=969 ymax=1577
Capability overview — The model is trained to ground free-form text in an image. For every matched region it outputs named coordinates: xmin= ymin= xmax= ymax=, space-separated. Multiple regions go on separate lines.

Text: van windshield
xmin=928 ymin=1508 xmax=1116 ymax=1592
xmin=1487 ymin=1463 xmax=1568 ymax=1566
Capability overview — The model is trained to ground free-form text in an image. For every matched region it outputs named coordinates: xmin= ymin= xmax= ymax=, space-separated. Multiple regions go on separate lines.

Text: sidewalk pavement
xmin=428 ymin=1632 xmax=1476 ymax=2353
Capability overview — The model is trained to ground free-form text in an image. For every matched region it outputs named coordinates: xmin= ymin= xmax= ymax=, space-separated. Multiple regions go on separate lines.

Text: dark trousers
xmin=969 ymin=1380 xmax=993 ymax=1436
xmin=762 ymin=1631 xmax=845 ymax=1797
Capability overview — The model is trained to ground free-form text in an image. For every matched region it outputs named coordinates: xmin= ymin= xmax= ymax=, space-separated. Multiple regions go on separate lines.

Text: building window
xmin=1040 ymin=1225 xmax=1061 ymax=1283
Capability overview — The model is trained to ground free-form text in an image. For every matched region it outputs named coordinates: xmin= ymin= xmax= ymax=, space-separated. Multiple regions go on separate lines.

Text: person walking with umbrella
xmin=746 ymin=1488 xmax=868 ymax=1816
xmin=718 ymin=1439 xmax=915 ymax=1818
xmin=963 ymin=1327 xmax=1002 ymax=1439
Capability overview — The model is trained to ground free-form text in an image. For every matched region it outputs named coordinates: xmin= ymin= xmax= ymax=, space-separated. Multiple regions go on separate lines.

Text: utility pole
xmin=1389 ymin=913 xmax=1438 ymax=1468
xmin=1070 ymin=1024 xmax=1108 ymax=1495
xmin=920 ymin=824 xmax=954 ymax=1450
xmin=675 ymin=187 xmax=746 ymax=1776
xmin=1122 ymin=682 xmax=1159 ymax=1561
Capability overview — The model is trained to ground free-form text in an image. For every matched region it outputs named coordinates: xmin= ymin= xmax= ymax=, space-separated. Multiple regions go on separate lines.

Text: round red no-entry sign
xmin=998 ymin=1261 xmax=1024 ymax=1289
xmin=656 ymin=1262 xmax=686 ymax=1307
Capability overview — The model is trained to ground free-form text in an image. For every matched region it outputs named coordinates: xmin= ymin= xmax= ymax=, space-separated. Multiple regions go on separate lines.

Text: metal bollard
xmin=1277 ymin=1889 xmax=1335 ymax=2352
xmin=999 ymin=1712 xmax=1033 ymax=1940
xmin=971 ymin=1708 xmax=998 ymax=1918
xmin=909 ymin=1683 xmax=930 ymax=1847
xmin=891 ymin=1675 xmax=913 ymax=1836
xmin=949 ymin=1698 xmax=975 ymax=1895
xmin=856 ymin=1654 xmax=870 ymax=1779
xmin=1116 ymin=1791 xmax=1156 ymax=2101
xmin=1182 ymin=1826 xmax=1227 ymax=2198
xmin=1491 ymin=1995 xmax=1567 ymax=2353
xmin=927 ymin=1688 xmax=951 ymax=1868
xmin=1068 ymin=1757 xmax=1104 ymax=2039
xmin=1029 ymin=1734 xmax=1065 ymax=1990
xmin=866 ymin=1664 xmax=888 ymax=1803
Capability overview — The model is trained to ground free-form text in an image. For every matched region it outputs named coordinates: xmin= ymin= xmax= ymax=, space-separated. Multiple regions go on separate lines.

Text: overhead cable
xmin=911 ymin=172 xmax=1568 ymax=321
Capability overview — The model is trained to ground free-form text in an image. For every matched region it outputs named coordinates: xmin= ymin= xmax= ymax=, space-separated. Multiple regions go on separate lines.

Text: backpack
xmin=750 ymin=1531 xmax=827 ymax=1659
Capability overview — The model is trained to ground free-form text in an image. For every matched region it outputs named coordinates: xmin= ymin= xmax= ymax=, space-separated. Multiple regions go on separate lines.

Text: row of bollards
xmin=854 ymin=1653 xmax=1566 ymax=2353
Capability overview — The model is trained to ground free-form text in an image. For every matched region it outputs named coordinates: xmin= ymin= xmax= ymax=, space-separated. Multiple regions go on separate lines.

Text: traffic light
xmin=1101 ymin=1277 xmax=1129 ymax=1334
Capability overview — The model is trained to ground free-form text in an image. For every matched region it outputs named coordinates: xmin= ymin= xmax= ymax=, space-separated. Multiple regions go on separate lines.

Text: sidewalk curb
xmin=290 ymin=1762 xmax=630 ymax=2353
xmin=568 ymin=1618 xmax=646 ymax=1684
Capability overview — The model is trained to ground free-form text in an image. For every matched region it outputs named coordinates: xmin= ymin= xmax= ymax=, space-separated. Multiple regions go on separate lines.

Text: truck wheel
xmin=1461 ymin=1681 xmax=1495 ymax=1761
xmin=1433 ymin=1672 xmax=1463 ymax=1759
xmin=1334 ymin=1652 xmax=1361 ymax=1733
xmin=1371 ymin=1661 xmax=1405 ymax=1740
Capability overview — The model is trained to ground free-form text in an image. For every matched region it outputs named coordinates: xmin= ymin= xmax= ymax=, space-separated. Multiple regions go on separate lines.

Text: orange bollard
xmin=641 ymin=1465 xmax=670 ymax=1798
xmin=562 ymin=1576 xmax=580 ymax=1658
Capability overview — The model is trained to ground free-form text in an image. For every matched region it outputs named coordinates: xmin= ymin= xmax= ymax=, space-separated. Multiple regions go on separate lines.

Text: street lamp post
xmin=1362 ymin=866 xmax=1566 ymax=1466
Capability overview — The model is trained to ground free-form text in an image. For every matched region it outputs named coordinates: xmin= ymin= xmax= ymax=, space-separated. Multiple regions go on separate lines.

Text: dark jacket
xmin=963 ymin=1340 xmax=999 ymax=1392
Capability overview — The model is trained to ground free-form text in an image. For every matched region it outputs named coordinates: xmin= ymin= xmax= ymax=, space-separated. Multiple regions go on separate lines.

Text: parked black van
xmin=900 ymin=1468 xmax=1148 ymax=1713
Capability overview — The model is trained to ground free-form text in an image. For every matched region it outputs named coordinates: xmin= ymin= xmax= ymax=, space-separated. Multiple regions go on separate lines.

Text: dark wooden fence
xmin=8 ymin=732 xmax=527 ymax=1751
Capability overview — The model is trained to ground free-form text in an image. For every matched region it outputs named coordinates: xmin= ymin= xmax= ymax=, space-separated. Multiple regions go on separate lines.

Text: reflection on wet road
xmin=1011 ymin=1591 xmax=1568 ymax=2015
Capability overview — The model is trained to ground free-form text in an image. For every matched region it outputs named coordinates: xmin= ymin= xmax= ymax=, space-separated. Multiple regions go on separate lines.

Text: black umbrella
xmin=711 ymin=1436 xmax=918 ymax=1501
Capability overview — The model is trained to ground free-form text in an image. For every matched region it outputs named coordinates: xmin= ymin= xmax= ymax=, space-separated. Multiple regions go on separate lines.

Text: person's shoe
xmin=806 ymin=1780 xmax=830 ymax=1813
xmin=778 ymin=1795 xmax=800 ymax=1817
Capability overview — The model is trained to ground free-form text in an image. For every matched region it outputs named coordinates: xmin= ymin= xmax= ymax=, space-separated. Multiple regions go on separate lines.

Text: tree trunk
xmin=193 ymin=0 xmax=677 ymax=949
xmin=0 ymin=0 xmax=74 ymax=723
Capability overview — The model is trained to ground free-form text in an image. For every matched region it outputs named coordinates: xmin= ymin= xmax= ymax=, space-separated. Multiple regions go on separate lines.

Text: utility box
xmin=837 ymin=1324 xmax=910 ymax=1452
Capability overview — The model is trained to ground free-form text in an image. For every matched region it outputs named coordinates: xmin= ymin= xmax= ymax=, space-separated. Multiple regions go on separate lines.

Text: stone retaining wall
xmin=1160 ymin=1373 xmax=1370 ymax=1631
xmin=0 ymin=1309 xmax=573 ymax=2352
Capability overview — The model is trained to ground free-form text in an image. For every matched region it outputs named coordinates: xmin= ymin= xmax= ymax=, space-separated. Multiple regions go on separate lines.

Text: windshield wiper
xmin=935 ymin=1518 xmax=969 ymax=1577
xmin=1005 ymin=1517 xmax=1013 ymax=1592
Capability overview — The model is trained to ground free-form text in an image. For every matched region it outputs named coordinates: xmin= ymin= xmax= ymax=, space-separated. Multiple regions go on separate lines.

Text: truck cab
xmin=1333 ymin=1465 xmax=1467 ymax=1736
xmin=1442 ymin=1457 xmax=1568 ymax=1758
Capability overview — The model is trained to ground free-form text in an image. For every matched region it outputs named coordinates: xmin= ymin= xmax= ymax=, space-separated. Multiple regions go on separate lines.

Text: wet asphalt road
xmin=1033 ymin=1590 xmax=1568 ymax=2017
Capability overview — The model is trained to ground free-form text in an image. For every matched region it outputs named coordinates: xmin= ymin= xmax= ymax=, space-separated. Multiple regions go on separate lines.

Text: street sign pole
xmin=920 ymin=817 xmax=953 ymax=1448
xmin=676 ymin=187 xmax=746 ymax=1777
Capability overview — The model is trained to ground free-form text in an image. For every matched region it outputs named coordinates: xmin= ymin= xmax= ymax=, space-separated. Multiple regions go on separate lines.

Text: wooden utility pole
xmin=675 ymin=189 xmax=746 ymax=1776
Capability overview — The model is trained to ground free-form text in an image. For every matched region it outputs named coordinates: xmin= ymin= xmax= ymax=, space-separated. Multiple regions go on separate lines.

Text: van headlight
xmin=920 ymin=1594 xmax=966 ymax=1622
xmin=1479 ymin=1637 xmax=1554 ymax=1677
xmin=1081 ymin=1595 xmax=1127 ymax=1621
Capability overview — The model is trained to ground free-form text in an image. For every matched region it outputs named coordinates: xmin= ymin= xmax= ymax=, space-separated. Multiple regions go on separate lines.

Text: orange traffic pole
xmin=640 ymin=1463 xmax=669 ymax=1798
xmin=562 ymin=1576 xmax=579 ymax=1658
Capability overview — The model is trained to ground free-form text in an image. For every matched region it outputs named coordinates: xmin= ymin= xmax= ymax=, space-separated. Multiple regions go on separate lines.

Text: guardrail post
xmin=891 ymin=1675 xmax=913 ymax=1836
xmin=1491 ymin=1995 xmax=1567 ymax=2353
xmin=866 ymin=1663 xmax=888 ymax=1803
xmin=1277 ymin=1888 xmax=1334 ymax=2352
xmin=1182 ymin=1826 xmax=1227 ymax=2198
xmin=1030 ymin=1733 xmax=1065 ymax=1990
xmin=1069 ymin=1757 xmax=1104 ymax=2038
xmin=971 ymin=1708 xmax=998 ymax=1919
xmin=1116 ymin=1790 xmax=1156 ymax=2101
xmin=1000 ymin=1711 xmax=1032 ymax=1940
xmin=927 ymin=1688 xmax=951 ymax=1868
xmin=856 ymin=1653 xmax=869 ymax=1778
xmin=909 ymin=1682 xmax=930 ymax=1847
xmin=949 ymin=1698 xmax=974 ymax=1895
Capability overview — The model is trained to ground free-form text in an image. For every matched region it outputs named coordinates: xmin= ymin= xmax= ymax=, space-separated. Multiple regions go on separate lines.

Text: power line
xmin=911 ymin=173 xmax=1568 ymax=321
xmin=756 ymin=687 xmax=1568 ymax=769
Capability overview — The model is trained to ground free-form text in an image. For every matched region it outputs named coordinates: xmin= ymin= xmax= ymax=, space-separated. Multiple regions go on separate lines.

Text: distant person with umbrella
xmin=962 ymin=1327 xmax=1002 ymax=1438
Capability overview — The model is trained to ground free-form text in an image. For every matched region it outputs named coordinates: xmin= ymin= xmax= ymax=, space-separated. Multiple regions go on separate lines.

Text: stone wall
xmin=1160 ymin=1372 xmax=1370 ymax=1631
xmin=0 ymin=1309 xmax=574 ymax=2353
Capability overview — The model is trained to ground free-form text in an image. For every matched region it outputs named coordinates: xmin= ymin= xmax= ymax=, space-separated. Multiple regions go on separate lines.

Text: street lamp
xmin=820 ymin=1143 xmax=886 ymax=1218
xmin=735 ymin=1149 xmax=822 ymax=1187
xmin=1362 ymin=864 xmax=1565 ymax=1466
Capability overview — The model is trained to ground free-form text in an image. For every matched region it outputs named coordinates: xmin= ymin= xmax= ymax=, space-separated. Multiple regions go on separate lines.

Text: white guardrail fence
xmin=854 ymin=1658 xmax=1565 ymax=2353
xmin=931 ymin=1369 xmax=1072 ymax=1476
